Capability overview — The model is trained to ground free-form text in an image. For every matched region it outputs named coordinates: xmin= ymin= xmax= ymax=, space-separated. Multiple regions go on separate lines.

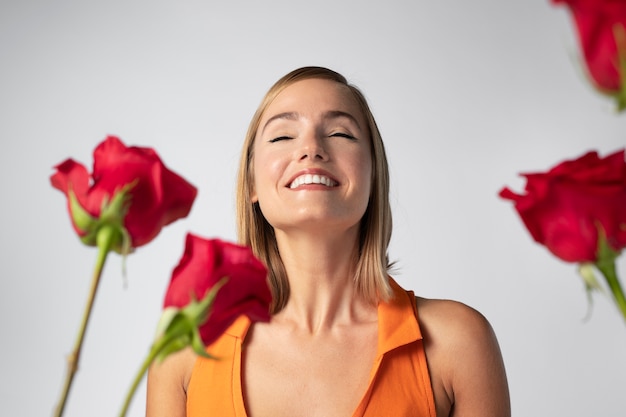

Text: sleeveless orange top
xmin=186 ymin=278 xmax=436 ymax=417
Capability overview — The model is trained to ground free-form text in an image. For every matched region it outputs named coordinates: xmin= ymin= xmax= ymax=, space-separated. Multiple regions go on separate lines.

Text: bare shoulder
xmin=415 ymin=297 xmax=510 ymax=417
xmin=415 ymin=297 xmax=497 ymax=346
xmin=146 ymin=347 xmax=198 ymax=417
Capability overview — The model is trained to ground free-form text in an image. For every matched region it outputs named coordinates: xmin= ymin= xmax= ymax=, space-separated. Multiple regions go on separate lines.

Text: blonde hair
xmin=236 ymin=66 xmax=393 ymax=313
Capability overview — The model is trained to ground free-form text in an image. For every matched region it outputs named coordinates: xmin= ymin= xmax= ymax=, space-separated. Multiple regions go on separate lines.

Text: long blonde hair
xmin=236 ymin=66 xmax=393 ymax=313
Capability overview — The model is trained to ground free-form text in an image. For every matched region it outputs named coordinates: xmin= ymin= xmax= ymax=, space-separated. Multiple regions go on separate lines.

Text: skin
xmin=146 ymin=79 xmax=510 ymax=417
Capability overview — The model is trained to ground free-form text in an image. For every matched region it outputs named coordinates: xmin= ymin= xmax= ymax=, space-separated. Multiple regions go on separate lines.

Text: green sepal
xmin=98 ymin=182 xmax=134 ymax=225
xmin=153 ymin=278 xmax=229 ymax=363
xmin=154 ymin=317 xmax=192 ymax=362
xmin=98 ymin=182 xmax=135 ymax=256
xmin=595 ymin=227 xmax=620 ymax=268
xmin=578 ymin=225 xmax=626 ymax=322
xmin=68 ymin=188 xmax=99 ymax=245
xmin=578 ymin=263 xmax=604 ymax=320
xmin=190 ymin=328 xmax=219 ymax=360
xmin=593 ymin=228 xmax=626 ymax=322
xmin=154 ymin=307 xmax=180 ymax=340
xmin=575 ymin=226 xmax=620 ymax=319
xmin=184 ymin=277 xmax=228 ymax=327
xmin=578 ymin=263 xmax=604 ymax=292
xmin=67 ymin=181 xmax=136 ymax=256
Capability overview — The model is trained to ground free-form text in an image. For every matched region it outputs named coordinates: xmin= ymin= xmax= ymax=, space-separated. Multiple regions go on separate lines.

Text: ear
xmin=250 ymin=188 xmax=258 ymax=203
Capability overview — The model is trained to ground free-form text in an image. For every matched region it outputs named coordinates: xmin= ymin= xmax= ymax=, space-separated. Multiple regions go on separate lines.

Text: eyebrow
xmin=323 ymin=110 xmax=362 ymax=130
xmin=260 ymin=112 xmax=299 ymax=135
xmin=260 ymin=110 xmax=362 ymax=135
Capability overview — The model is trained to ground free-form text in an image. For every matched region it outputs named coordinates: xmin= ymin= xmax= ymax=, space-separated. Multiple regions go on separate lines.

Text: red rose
xmin=51 ymin=136 xmax=197 ymax=248
xmin=163 ymin=234 xmax=272 ymax=346
xmin=552 ymin=0 xmax=626 ymax=93
xmin=499 ymin=149 xmax=626 ymax=263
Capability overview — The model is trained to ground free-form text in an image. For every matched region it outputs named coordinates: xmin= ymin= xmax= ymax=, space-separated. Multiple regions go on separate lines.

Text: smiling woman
xmin=146 ymin=67 xmax=511 ymax=417
xmin=239 ymin=68 xmax=391 ymax=313
xmin=251 ymin=78 xmax=373 ymax=262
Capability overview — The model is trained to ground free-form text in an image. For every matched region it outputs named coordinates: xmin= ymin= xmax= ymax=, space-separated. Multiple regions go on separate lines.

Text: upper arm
xmin=146 ymin=347 xmax=196 ymax=417
xmin=448 ymin=306 xmax=510 ymax=417
xmin=418 ymin=298 xmax=510 ymax=417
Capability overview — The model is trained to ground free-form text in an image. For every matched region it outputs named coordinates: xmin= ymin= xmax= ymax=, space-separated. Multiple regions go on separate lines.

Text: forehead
xmin=260 ymin=78 xmax=366 ymax=127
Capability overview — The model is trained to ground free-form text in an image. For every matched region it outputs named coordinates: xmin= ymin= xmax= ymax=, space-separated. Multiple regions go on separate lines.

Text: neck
xmin=273 ymin=226 xmax=374 ymax=333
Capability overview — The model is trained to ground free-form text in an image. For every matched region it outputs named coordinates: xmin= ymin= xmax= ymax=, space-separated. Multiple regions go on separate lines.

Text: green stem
xmin=118 ymin=333 xmax=174 ymax=417
xmin=596 ymin=259 xmax=626 ymax=324
xmin=53 ymin=226 xmax=116 ymax=417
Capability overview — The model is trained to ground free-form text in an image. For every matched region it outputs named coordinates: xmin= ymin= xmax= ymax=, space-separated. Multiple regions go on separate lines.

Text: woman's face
xmin=251 ymin=78 xmax=372 ymax=236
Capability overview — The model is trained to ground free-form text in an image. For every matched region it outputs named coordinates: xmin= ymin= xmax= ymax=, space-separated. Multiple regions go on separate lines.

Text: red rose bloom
xmin=499 ymin=149 xmax=626 ymax=263
xmin=51 ymin=136 xmax=197 ymax=248
xmin=163 ymin=234 xmax=272 ymax=346
xmin=552 ymin=0 xmax=626 ymax=92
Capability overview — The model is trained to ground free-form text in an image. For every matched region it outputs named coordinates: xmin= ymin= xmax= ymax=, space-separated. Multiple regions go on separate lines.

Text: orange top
xmin=186 ymin=278 xmax=436 ymax=417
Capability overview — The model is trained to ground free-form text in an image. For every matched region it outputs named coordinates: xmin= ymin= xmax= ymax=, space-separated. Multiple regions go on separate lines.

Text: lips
xmin=287 ymin=170 xmax=338 ymax=189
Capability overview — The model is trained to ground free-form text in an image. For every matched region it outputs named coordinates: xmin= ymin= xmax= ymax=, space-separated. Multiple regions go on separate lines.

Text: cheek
xmin=354 ymin=149 xmax=373 ymax=193
xmin=252 ymin=151 xmax=284 ymax=201
xmin=340 ymin=149 xmax=373 ymax=219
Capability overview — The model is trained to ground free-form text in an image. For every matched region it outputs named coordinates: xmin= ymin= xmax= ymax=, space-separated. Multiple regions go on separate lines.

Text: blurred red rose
xmin=51 ymin=135 xmax=197 ymax=248
xmin=163 ymin=234 xmax=272 ymax=346
xmin=499 ymin=149 xmax=626 ymax=263
xmin=552 ymin=0 xmax=626 ymax=93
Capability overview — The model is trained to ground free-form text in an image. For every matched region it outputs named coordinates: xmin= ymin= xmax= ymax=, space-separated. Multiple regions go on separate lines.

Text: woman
xmin=147 ymin=66 xmax=511 ymax=417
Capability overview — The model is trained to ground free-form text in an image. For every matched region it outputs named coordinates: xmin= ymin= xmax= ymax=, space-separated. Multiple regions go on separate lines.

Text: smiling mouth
xmin=289 ymin=174 xmax=338 ymax=189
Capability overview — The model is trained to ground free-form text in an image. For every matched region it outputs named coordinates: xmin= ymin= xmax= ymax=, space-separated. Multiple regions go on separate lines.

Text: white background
xmin=1 ymin=1 xmax=625 ymax=416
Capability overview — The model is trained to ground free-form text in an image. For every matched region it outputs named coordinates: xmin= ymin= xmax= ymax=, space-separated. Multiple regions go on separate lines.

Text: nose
xmin=299 ymin=131 xmax=328 ymax=161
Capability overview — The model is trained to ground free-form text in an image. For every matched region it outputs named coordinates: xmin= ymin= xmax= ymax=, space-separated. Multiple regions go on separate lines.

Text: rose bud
xmin=499 ymin=148 xmax=626 ymax=263
xmin=51 ymin=135 xmax=197 ymax=252
xmin=156 ymin=234 xmax=272 ymax=357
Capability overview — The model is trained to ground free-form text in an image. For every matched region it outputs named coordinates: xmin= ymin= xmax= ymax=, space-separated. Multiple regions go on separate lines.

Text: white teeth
xmin=289 ymin=174 xmax=336 ymax=189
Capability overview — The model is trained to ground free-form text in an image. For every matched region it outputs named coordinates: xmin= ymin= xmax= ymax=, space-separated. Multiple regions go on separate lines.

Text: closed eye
xmin=269 ymin=136 xmax=292 ymax=143
xmin=330 ymin=132 xmax=357 ymax=140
